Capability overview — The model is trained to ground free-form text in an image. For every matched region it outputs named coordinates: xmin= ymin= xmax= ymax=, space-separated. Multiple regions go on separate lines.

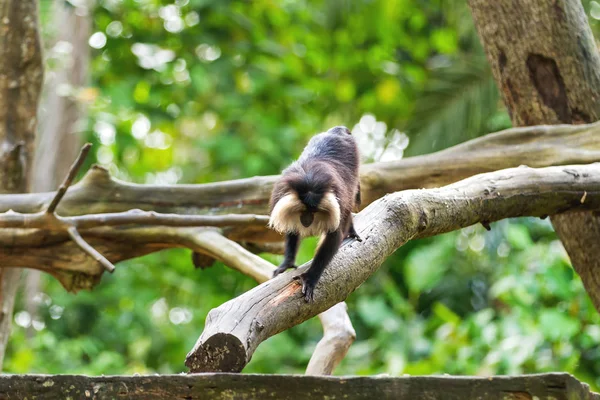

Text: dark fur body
xmin=268 ymin=126 xmax=361 ymax=301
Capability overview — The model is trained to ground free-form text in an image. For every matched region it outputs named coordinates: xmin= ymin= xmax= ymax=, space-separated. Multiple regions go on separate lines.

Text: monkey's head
xmin=268 ymin=163 xmax=341 ymax=237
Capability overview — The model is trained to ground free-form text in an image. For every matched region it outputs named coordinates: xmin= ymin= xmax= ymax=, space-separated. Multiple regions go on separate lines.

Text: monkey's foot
xmin=293 ymin=273 xmax=317 ymax=302
xmin=272 ymin=262 xmax=297 ymax=278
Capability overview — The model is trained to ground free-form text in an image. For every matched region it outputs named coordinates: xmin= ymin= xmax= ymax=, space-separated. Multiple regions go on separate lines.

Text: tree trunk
xmin=0 ymin=0 xmax=44 ymax=368
xmin=468 ymin=0 xmax=600 ymax=309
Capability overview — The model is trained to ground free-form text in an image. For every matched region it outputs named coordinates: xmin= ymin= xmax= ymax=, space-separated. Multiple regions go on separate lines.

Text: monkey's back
xmin=297 ymin=130 xmax=360 ymax=181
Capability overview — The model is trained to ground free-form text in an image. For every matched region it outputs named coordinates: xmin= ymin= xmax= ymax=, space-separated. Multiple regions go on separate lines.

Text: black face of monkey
xmin=298 ymin=188 xmax=325 ymax=227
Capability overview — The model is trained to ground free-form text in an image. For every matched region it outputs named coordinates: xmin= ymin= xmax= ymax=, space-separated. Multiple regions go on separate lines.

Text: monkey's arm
xmin=273 ymin=233 xmax=300 ymax=277
xmin=294 ymin=230 xmax=342 ymax=302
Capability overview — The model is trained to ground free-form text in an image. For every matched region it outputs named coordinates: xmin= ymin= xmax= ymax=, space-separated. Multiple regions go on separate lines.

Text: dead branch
xmin=1 ymin=122 xmax=600 ymax=218
xmin=307 ymin=302 xmax=355 ymax=375
xmin=66 ymin=226 xmax=115 ymax=273
xmin=188 ymin=230 xmax=355 ymax=375
xmin=46 ymin=143 xmax=91 ymax=213
xmin=185 ymin=163 xmax=600 ymax=372
xmin=0 ymin=209 xmax=269 ymax=230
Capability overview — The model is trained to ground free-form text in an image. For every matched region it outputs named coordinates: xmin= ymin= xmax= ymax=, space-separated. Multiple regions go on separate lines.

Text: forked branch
xmin=187 ymin=230 xmax=356 ymax=375
xmin=185 ymin=164 xmax=600 ymax=373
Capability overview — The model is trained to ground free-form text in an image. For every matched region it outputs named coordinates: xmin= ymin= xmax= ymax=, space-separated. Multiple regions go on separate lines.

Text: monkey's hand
xmin=293 ymin=272 xmax=317 ymax=302
xmin=272 ymin=262 xmax=297 ymax=278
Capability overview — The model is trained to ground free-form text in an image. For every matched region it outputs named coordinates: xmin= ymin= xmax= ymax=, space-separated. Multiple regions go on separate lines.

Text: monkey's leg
xmin=273 ymin=233 xmax=300 ymax=277
xmin=294 ymin=230 xmax=342 ymax=302
xmin=355 ymin=182 xmax=361 ymax=208
xmin=346 ymin=214 xmax=362 ymax=242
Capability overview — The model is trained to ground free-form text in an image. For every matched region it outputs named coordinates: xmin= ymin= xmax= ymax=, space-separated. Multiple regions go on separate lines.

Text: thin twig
xmin=67 ymin=226 xmax=115 ymax=273
xmin=46 ymin=143 xmax=92 ymax=214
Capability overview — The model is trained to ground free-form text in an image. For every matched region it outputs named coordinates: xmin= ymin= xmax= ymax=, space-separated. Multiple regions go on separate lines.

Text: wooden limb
xmin=185 ymin=164 xmax=600 ymax=373
xmin=0 ymin=209 xmax=269 ymax=230
xmin=0 ymin=226 xmax=276 ymax=291
xmin=188 ymin=230 xmax=274 ymax=282
xmin=66 ymin=226 xmax=115 ymax=273
xmin=306 ymin=302 xmax=355 ymax=375
xmin=46 ymin=143 xmax=91 ymax=213
xmin=1 ymin=373 xmax=598 ymax=400
xmin=2 ymin=122 xmax=600 ymax=218
xmin=187 ymin=230 xmax=356 ymax=375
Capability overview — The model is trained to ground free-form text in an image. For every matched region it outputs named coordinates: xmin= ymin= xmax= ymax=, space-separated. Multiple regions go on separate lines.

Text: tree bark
xmin=1 ymin=121 xmax=600 ymax=291
xmin=2 ymin=121 xmax=600 ymax=216
xmin=186 ymin=164 xmax=600 ymax=373
xmin=0 ymin=0 xmax=43 ymax=369
xmin=0 ymin=373 xmax=597 ymax=400
xmin=468 ymin=0 xmax=600 ymax=309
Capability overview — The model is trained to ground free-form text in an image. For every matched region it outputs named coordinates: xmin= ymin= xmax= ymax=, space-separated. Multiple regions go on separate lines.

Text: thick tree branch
xmin=1 ymin=122 xmax=599 ymax=295
xmin=188 ymin=230 xmax=355 ymax=375
xmin=1 ymin=122 xmax=600 ymax=218
xmin=0 ymin=209 xmax=269 ymax=230
xmin=185 ymin=164 xmax=600 ymax=372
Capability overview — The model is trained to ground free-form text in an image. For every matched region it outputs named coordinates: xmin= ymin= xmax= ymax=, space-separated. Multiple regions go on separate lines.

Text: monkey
xmin=268 ymin=126 xmax=362 ymax=302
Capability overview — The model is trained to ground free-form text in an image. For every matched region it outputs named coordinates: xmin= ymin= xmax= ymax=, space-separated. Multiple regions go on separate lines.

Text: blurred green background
xmin=5 ymin=0 xmax=600 ymax=390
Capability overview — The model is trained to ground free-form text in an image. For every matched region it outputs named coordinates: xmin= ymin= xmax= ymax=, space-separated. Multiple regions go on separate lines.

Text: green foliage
xmin=4 ymin=0 xmax=600 ymax=391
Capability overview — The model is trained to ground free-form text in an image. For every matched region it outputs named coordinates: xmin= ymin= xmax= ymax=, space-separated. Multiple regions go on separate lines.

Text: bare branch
xmin=187 ymin=231 xmax=356 ymax=375
xmin=67 ymin=226 xmax=115 ymax=273
xmin=46 ymin=143 xmax=92 ymax=214
xmin=3 ymin=122 xmax=600 ymax=218
xmin=307 ymin=302 xmax=355 ymax=375
xmin=0 ymin=209 xmax=269 ymax=231
xmin=188 ymin=230 xmax=274 ymax=282
xmin=185 ymin=164 xmax=600 ymax=373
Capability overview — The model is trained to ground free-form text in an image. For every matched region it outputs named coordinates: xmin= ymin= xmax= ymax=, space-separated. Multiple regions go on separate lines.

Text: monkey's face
xmin=268 ymin=189 xmax=340 ymax=237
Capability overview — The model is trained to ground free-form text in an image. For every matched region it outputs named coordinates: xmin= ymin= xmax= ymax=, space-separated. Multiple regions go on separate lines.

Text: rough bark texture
xmin=0 ymin=0 xmax=43 ymax=368
xmin=3 ymin=122 xmax=600 ymax=216
xmin=307 ymin=302 xmax=355 ymax=375
xmin=186 ymin=164 xmax=600 ymax=373
xmin=1 ymin=121 xmax=600 ymax=291
xmin=0 ymin=373 xmax=596 ymax=400
xmin=468 ymin=0 xmax=600 ymax=309
xmin=203 ymin=236 xmax=356 ymax=376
